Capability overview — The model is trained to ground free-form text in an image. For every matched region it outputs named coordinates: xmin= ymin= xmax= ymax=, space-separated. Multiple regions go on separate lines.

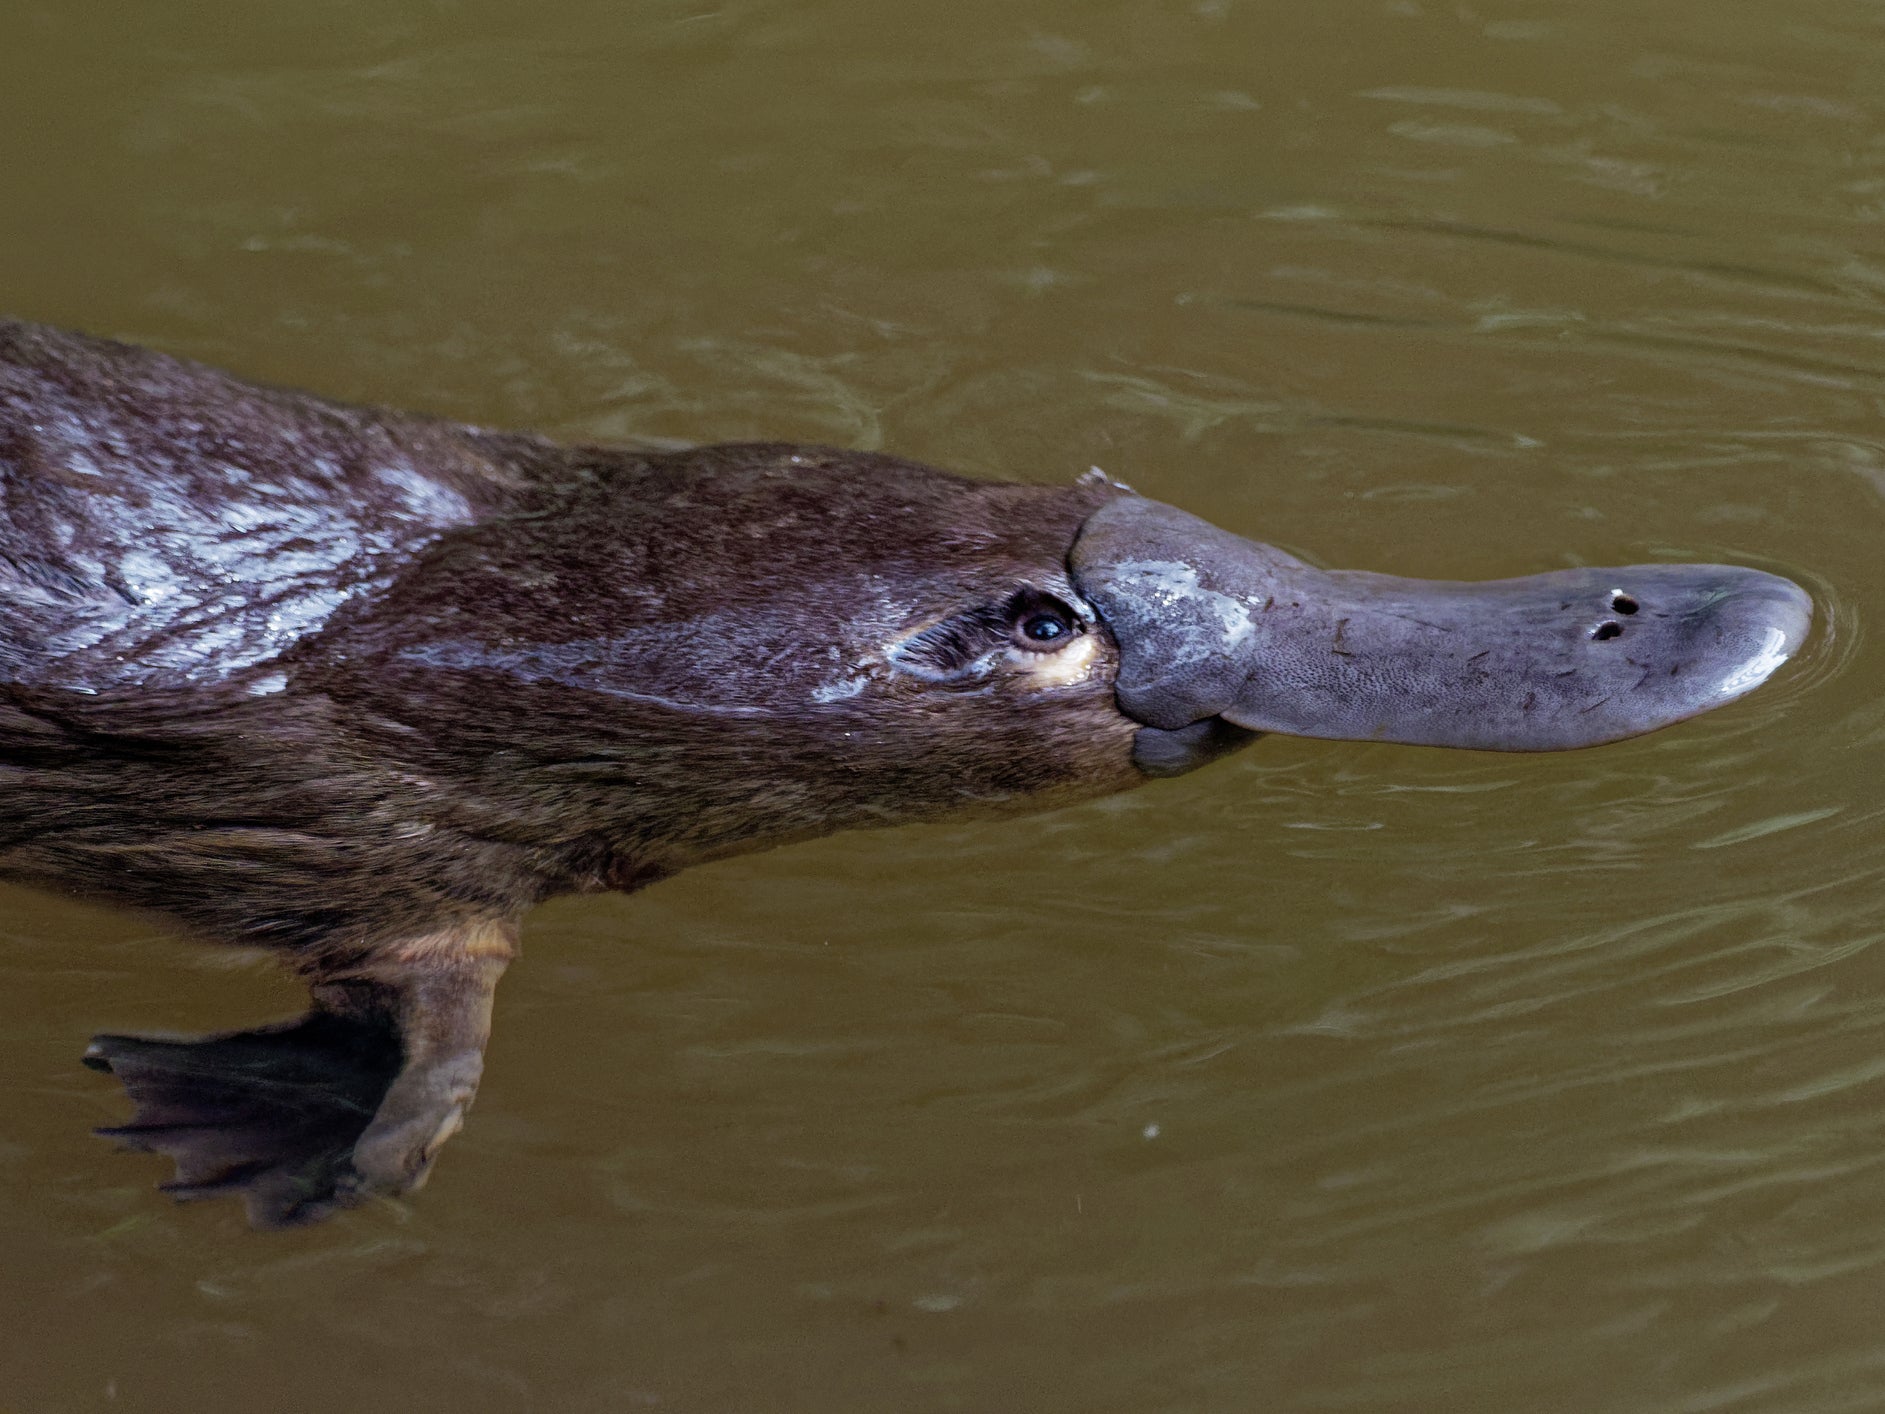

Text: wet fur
xmin=0 ymin=322 xmax=1139 ymax=968
xmin=0 ymin=321 xmax=1145 ymax=1222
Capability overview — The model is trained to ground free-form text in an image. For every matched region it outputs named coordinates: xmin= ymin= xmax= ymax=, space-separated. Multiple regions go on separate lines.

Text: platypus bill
xmin=0 ymin=321 xmax=1812 ymax=1226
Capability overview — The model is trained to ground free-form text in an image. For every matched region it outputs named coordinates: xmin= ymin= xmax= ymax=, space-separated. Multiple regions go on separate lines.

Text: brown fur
xmin=1 ymin=320 xmax=1146 ymax=1223
xmin=0 ymin=325 xmax=1142 ymax=964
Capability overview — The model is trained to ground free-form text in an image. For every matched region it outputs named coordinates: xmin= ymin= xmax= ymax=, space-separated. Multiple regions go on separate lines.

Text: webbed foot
xmin=85 ymin=1011 xmax=402 ymax=1228
xmin=87 ymin=923 xmax=514 ymax=1227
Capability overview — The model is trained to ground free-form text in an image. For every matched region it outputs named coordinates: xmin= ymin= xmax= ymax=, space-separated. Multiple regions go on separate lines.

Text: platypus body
xmin=0 ymin=320 xmax=1812 ymax=1225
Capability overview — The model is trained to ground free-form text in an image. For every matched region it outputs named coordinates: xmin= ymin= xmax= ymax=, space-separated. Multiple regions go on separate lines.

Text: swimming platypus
xmin=0 ymin=320 xmax=1812 ymax=1226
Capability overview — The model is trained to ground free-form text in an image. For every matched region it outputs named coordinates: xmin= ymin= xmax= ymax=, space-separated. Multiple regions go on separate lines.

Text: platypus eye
xmin=1008 ymin=592 xmax=1081 ymax=653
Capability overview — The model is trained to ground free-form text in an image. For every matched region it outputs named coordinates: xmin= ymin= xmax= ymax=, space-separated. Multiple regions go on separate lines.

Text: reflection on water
xmin=4 ymin=0 xmax=1885 ymax=1409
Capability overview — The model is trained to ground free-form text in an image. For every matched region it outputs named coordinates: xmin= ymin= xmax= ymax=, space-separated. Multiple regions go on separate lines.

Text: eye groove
xmin=889 ymin=587 xmax=1085 ymax=681
xmin=1592 ymin=621 xmax=1624 ymax=641
xmin=1610 ymin=592 xmax=1640 ymax=615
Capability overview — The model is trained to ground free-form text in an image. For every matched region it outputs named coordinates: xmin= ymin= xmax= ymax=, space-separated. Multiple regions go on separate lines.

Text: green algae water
xmin=3 ymin=1 xmax=1883 ymax=1409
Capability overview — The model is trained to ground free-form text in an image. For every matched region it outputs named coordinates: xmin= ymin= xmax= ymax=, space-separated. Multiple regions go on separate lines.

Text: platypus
xmin=0 ymin=320 xmax=1812 ymax=1226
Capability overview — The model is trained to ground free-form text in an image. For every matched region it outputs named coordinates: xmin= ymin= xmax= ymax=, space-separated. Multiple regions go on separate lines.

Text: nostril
xmin=1592 ymin=621 xmax=1623 ymax=641
xmin=1610 ymin=592 xmax=1639 ymax=615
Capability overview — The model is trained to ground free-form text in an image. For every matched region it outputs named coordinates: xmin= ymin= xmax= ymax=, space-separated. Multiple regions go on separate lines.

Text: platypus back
xmin=0 ymin=321 xmax=555 ymax=691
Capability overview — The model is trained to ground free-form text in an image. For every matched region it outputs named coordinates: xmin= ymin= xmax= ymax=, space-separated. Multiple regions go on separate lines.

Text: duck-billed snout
xmin=1070 ymin=497 xmax=1812 ymax=761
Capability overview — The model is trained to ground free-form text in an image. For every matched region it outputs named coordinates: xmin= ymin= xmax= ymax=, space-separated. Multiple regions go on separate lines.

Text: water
xmin=3 ymin=1 xmax=1883 ymax=1409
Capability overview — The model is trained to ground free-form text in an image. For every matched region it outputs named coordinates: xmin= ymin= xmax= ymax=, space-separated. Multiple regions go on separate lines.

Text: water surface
xmin=3 ymin=1 xmax=1883 ymax=1410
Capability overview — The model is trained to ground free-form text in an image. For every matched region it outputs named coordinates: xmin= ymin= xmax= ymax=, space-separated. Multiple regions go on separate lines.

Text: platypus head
xmin=364 ymin=444 xmax=1810 ymax=868
xmin=858 ymin=459 xmax=1809 ymax=789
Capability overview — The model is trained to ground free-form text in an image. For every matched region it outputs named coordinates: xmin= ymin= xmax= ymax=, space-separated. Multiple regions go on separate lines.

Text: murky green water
xmin=3 ymin=1 xmax=1883 ymax=1409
